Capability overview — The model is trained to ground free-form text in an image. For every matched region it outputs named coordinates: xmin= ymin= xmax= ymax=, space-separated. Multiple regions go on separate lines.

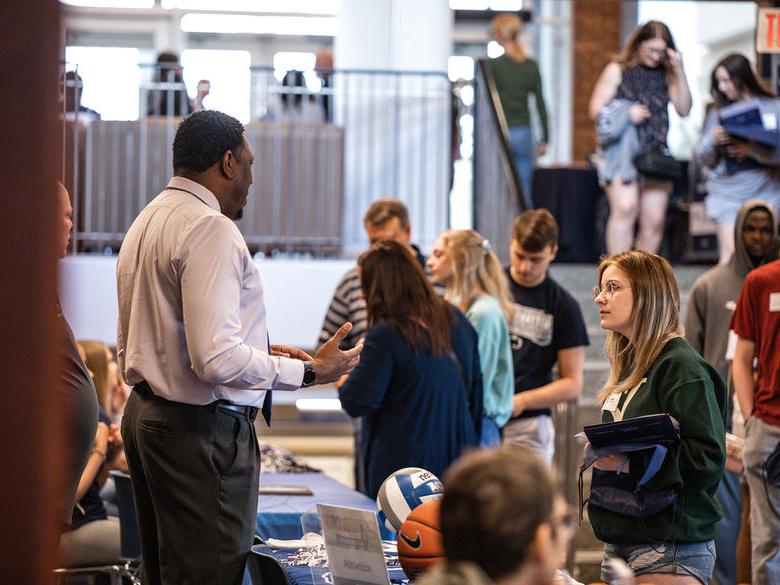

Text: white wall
xmin=59 ymin=256 xmax=354 ymax=350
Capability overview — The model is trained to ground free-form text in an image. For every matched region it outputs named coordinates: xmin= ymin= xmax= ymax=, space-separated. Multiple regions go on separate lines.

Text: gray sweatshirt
xmin=684 ymin=199 xmax=779 ymax=383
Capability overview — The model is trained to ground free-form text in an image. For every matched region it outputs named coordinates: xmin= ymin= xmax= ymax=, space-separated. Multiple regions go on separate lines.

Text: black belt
xmin=216 ymin=402 xmax=258 ymax=422
xmin=133 ymin=381 xmax=259 ymax=422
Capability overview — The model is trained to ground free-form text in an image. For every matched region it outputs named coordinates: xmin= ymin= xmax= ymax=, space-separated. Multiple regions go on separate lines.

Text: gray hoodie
xmin=684 ymin=199 xmax=779 ymax=383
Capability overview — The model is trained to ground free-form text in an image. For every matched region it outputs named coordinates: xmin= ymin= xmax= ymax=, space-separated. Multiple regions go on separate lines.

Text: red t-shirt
xmin=731 ymin=259 xmax=780 ymax=425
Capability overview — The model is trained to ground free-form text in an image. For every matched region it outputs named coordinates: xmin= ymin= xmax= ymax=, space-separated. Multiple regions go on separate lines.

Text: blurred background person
xmin=57 ymin=342 xmax=124 ymax=568
xmin=589 ymin=20 xmax=691 ymax=255
xmin=61 ymin=71 xmax=100 ymax=118
xmin=428 ymin=230 xmax=514 ymax=447
xmin=695 ymin=53 xmax=780 ymax=264
xmin=264 ymin=70 xmax=325 ymax=124
xmin=488 ymin=13 xmax=549 ymax=210
xmin=418 ymin=446 xmax=577 ymax=585
xmin=339 ymin=241 xmax=482 ymax=498
xmin=684 ymin=200 xmax=778 ymax=585
xmin=503 ymin=211 xmax=587 ymax=464
xmin=147 ymin=51 xmax=192 ymax=117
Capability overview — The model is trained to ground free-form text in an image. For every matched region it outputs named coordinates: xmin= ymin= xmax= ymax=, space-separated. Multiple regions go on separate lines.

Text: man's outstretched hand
xmin=310 ymin=323 xmax=362 ymax=385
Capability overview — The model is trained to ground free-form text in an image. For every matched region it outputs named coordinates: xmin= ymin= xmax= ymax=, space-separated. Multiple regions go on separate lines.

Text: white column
xmin=335 ymin=0 xmax=453 ymax=255
xmin=335 ymin=0 xmax=451 ymax=72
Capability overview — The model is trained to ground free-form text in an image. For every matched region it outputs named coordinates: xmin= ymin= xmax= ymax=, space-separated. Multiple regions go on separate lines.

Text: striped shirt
xmin=318 ymin=245 xmax=440 ymax=349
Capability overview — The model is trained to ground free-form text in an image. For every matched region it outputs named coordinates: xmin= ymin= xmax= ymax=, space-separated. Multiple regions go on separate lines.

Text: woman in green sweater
xmin=489 ymin=13 xmax=549 ymax=210
xmin=591 ymin=250 xmax=726 ymax=585
xmin=428 ymin=229 xmax=514 ymax=447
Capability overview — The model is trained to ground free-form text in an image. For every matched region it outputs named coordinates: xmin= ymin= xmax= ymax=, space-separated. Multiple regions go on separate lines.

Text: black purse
xmin=764 ymin=440 xmax=780 ymax=518
xmin=633 ymin=151 xmax=683 ymax=181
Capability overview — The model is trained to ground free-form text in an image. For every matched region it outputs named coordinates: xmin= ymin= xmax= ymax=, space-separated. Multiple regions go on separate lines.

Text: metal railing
xmin=60 ymin=65 xmax=453 ymax=256
xmin=472 ymin=59 xmax=525 ymax=265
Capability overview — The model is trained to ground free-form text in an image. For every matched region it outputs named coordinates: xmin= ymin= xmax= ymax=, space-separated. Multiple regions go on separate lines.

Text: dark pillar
xmin=0 ymin=1 xmax=63 ymax=582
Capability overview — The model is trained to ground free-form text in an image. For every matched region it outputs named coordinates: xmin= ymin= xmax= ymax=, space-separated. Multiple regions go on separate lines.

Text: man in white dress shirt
xmin=117 ymin=110 xmax=361 ymax=585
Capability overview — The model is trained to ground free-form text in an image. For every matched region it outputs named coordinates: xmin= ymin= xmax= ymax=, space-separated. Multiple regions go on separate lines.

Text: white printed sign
xmin=318 ymin=504 xmax=391 ymax=585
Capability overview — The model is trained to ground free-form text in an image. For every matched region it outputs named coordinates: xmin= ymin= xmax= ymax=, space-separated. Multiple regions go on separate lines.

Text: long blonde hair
xmin=79 ymin=339 xmax=114 ymax=415
xmin=597 ymin=250 xmax=683 ymax=405
xmin=491 ymin=13 xmax=527 ymax=63
xmin=440 ymin=229 xmax=515 ymax=321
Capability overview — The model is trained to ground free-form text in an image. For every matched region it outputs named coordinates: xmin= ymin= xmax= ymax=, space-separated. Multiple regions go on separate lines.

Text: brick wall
xmin=572 ymin=0 xmax=623 ymax=163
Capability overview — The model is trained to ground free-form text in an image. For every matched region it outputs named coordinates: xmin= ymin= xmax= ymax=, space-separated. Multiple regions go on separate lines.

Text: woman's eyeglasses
xmin=592 ymin=282 xmax=626 ymax=300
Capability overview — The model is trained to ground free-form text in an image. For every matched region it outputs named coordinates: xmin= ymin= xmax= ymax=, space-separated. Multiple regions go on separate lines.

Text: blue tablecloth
xmin=256 ymin=472 xmax=391 ymax=541
xmin=250 ymin=544 xmax=408 ymax=585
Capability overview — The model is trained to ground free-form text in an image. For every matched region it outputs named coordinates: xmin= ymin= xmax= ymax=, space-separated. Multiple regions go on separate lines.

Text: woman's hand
xmin=629 ymin=104 xmax=651 ymax=125
xmin=726 ymin=139 xmax=753 ymax=161
xmin=536 ymin=143 xmax=548 ymax=157
xmin=666 ymin=48 xmax=684 ymax=73
xmin=712 ymin=125 xmax=730 ymax=145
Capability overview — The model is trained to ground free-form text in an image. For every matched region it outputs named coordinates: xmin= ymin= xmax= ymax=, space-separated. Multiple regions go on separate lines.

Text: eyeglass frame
xmin=592 ymin=281 xmax=629 ymax=301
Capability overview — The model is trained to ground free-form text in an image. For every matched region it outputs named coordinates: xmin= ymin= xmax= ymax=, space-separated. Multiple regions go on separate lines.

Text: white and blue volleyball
xmin=376 ymin=467 xmax=443 ymax=532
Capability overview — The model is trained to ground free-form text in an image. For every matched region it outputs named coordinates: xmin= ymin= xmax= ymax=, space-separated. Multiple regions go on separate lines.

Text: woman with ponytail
xmin=428 ymin=229 xmax=514 ymax=446
xmin=590 ymin=250 xmax=726 ymax=585
xmin=488 ymin=12 xmax=549 ymax=209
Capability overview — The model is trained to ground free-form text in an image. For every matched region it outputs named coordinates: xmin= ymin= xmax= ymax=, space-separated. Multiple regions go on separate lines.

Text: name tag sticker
xmin=763 ymin=112 xmax=777 ymax=130
xmin=770 ymin=293 xmax=780 ymax=312
xmin=602 ymin=393 xmax=621 ymax=412
xmin=726 ymin=330 xmax=738 ymax=361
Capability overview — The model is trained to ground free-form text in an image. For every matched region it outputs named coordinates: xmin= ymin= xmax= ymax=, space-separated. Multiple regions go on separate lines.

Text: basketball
xmin=376 ymin=467 xmax=443 ymax=532
xmin=397 ymin=500 xmax=444 ymax=579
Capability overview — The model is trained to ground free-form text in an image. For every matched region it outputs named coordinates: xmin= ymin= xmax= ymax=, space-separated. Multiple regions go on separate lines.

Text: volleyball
xmin=376 ymin=467 xmax=443 ymax=532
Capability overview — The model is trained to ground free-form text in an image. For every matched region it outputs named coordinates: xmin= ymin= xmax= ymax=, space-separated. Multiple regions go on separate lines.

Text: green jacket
xmin=589 ymin=337 xmax=727 ymax=544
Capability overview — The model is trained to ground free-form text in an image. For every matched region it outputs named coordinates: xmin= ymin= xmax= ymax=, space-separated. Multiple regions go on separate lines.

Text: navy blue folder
xmin=583 ymin=413 xmax=680 ymax=449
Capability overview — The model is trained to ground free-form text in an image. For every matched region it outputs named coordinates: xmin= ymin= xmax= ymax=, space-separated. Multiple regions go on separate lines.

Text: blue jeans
xmin=508 ymin=125 xmax=535 ymax=210
xmin=480 ymin=416 xmax=501 ymax=447
xmin=712 ymin=470 xmax=742 ymax=585
xmin=602 ymin=540 xmax=716 ymax=585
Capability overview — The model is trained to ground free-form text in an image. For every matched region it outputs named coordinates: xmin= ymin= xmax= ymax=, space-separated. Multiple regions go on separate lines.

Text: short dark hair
xmin=363 ymin=199 xmax=410 ymax=230
xmin=511 ymin=209 xmax=558 ymax=252
xmin=440 ymin=446 xmax=553 ymax=581
xmin=173 ymin=110 xmax=245 ymax=175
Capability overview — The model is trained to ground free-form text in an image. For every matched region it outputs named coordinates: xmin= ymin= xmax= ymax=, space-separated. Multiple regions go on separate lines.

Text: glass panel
xmin=64 ymin=46 xmax=141 ymax=121
xmin=181 ymin=49 xmax=252 ymax=123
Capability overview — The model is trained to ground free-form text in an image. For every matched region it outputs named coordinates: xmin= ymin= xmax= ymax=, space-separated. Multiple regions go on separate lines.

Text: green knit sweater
xmin=589 ymin=337 xmax=727 ymax=544
xmin=487 ymin=55 xmax=549 ymax=142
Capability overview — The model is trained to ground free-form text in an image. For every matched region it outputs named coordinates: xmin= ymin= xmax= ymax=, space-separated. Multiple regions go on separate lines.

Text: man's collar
xmin=166 ymin=177 xmax=221 ymax=213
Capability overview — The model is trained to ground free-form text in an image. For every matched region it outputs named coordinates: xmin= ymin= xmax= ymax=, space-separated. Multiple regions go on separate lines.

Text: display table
xmin=256 ymin=472 xmax=389 ymax=541
xmin=532 ymin=166 xmax=605 ymax=263
xmin=249 ymin=544 xmax=408 ymax=585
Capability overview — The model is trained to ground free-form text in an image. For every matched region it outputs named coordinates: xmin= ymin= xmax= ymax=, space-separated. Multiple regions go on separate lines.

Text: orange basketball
xmin=397 ymin=500 xmax=445 ymax=579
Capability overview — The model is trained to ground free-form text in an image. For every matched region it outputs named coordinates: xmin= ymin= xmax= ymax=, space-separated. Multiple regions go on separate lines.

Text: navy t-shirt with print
xmin=505 ymin=269 xmax=589 ymax=418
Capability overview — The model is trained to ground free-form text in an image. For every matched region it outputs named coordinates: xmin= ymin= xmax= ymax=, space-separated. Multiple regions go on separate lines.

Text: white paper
xmin=763 ymin=112 xmax=777 ymax=130
xmin=318 ymin=504 xmax=391 ymax=585
xmin=725 ymin=330 xmax=738 ymax=361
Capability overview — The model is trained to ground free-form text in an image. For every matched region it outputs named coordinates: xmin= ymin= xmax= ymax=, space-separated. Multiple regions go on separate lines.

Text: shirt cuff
xmin=275 ymin=356 xmax=306 ymax=391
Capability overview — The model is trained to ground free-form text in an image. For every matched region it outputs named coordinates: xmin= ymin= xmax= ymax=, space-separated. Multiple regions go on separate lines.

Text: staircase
xmin=547 ymin=262 xmax=709 ymax=583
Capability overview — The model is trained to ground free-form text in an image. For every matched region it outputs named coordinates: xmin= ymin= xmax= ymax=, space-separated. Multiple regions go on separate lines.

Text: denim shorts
xmin=601 ymin=540 xmax=716 ymax=585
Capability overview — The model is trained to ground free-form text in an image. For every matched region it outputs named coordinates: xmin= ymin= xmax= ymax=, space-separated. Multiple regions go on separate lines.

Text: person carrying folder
xmin=590 ymin=250 xmax=727 ymax=585
xmin=695 ymin=53 xmax=780 ymax=264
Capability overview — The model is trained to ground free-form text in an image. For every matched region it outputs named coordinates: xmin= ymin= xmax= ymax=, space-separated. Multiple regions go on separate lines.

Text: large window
xmin=181 ymin=49 xmax=252 ymax=123
xmin=64 ymin=46 xmax=143 ymax=120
